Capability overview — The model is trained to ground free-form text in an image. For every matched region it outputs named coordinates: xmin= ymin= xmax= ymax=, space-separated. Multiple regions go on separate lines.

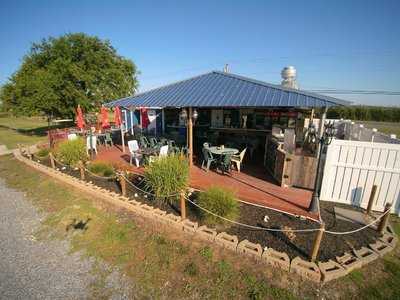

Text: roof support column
xmin=308 ymin=107 xmax=328 ymax=214
xmin=188 ymin=107 xmax=194 ymax=167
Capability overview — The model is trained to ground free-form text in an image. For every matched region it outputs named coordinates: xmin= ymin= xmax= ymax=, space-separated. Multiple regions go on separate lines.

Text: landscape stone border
xmin=13 ymin=149 xmax=398 ymax=283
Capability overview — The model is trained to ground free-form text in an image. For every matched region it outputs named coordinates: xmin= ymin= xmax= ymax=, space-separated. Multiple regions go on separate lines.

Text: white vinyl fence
xmin=320 ymin=139 xmax=400 ymax=214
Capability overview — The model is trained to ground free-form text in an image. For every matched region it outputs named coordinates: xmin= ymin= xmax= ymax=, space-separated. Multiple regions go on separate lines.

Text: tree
xmin=0 ymin=33 xmax=138 ymax=118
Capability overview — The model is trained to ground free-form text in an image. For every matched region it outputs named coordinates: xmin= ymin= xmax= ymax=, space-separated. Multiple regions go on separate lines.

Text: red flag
xmin=140 ymin=108 xmax=150 ymax=128
xmin=101 ymin=106 xmax=110 ymax=128
xmin=76 ymin=105 xmax=85 ymax=129
xmin=114 ymin=106 xmax=122 ymax=126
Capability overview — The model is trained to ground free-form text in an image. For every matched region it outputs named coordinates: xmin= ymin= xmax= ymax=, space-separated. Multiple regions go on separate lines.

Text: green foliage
xmin=199 ymin=246 xmax=213 ymax=261
xmin=327 ymin=105 xmax=400 ymax=123
xmin=197 ymin=186 xmax=239 ymax=226
xmin=184 ymin=262 xmax=199 ymax=277
xmin=55 ymin=138 xmax=88 ymax=166
xmin=87 ymin=161 xmax=115 ymax=177
xmin=0 ymin=33 xmax=138 ymax=118
xmin=143 ymin=154 xmax=189 ymax=203
xmin=36 ymin=148 xmax=50 ymax=158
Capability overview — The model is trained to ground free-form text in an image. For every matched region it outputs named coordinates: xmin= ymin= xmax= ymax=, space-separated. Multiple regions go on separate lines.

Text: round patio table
xmin=208 ymin=146 xmax=239 ymax=155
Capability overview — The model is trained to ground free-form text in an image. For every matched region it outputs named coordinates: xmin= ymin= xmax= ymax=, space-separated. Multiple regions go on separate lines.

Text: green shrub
xmin=197 ymin=186 xmax=239 ymax=226
xmin=36 ymin=148 xmax=50 ymax=158
xmin=144 ymin=154 xmax=189 ymax=203
xmin=87 ymin=161 xmax=115 ymax=177
xmin=55 ymin=138 xmax=88 ymax=166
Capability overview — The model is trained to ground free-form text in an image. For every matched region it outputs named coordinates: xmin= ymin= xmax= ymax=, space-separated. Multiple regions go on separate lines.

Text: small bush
xmin=87 ymin=161 xmax=115 ymax=177
xmin=184 ymin=262 xmax=199 ymax=277
xmin=36 ymin=148 xmax=50 ymax=158
xmin=55 ymin=138 xmax=88 ymax=166
xmin=197 ymin=186 xmax=239 ymax=226
xmin=144 ymin=154 xmax=189 ymax=203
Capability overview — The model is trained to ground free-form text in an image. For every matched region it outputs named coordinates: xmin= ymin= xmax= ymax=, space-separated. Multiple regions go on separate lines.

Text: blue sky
xmin=0 ymin=0 xmax=399 ymax=106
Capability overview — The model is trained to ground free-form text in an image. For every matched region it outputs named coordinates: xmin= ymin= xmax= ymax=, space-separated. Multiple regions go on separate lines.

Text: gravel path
xmin=0 ymin=179 xmax=134 ymax=299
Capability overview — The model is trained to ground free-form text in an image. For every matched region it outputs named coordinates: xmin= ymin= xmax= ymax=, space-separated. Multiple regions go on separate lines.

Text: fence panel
xmin=320 ymin=139 xmax=400 ymax=214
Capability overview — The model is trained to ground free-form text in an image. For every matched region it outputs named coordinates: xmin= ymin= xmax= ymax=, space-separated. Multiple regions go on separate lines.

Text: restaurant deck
xmin=94 ymin=145 xmax=318 ymax=221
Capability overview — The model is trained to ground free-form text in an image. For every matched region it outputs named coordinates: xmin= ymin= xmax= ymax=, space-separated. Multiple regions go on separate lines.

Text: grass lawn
xmin=1 ymin=154 xmax=400 ymax=299
xmin=356 ymin=121 xmax=400 ymax=137
xmin=0 ymin=114 xmax=57 ymax=149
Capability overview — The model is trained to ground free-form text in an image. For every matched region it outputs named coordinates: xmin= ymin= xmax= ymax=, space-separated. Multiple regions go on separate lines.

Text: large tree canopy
xmin=0 ymin=33 xmax=138 ymax=118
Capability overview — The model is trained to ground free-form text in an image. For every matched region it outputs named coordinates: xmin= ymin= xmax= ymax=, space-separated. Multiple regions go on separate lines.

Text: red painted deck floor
xmin=95 ymin=145 xmax=318 ymax=221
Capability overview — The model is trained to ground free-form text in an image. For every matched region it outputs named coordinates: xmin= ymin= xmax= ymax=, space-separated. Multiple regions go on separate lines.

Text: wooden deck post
xmin=366 ymin=185 xmax=378 ymax=215
xmin=378 ymin=203 xmax=392 ymax=235
xmin=79 ymin=161 xmax=85 ymax=180
xmin=180 ymin=191 xmax=186 ymax=220
xmin=119 ymin=171 xmax=127 ymax=197
xmin=310 ymin=222 xmax=325 ymax=262
xmin=188 ymin=107 xmax=193 ymax=166
xmin=49 ymin=152 xmax=56 ymax=169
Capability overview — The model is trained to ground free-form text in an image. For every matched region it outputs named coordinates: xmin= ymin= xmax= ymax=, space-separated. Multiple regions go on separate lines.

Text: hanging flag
xmin=76 ymin=104 xmax=85 ymax=129
xmin=141 ymin=108 xmax=150 ymax=128
xmin=114 ymin=106 xmax=122 ymax=126
xmin=101 ymin=106 xmax=110 ymax=128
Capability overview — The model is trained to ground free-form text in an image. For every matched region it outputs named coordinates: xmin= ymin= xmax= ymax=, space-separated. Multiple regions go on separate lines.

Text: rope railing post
xmin=119 ymin=171 xmax=127 ymax=197
xmin=366 ymin=185 xmax=378 ymax=215
xmin=180 ymin=191 xmax=186 ymax=220
xmin=49 ymin=152 xmax=56 ymax=169
xmin=79 ymin=161 xmax=85 ymax=180
xmin=310 ymin=222 xmax=325 ymax=262
xmin=378 ymin=203 xmax=392 ymax=234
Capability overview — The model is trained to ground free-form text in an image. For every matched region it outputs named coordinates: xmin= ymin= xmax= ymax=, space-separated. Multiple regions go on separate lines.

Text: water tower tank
xmin=281 ymin=66 xmax=298 ymax=89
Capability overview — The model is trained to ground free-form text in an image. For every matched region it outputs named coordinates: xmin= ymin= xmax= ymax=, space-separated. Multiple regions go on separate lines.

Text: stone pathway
xmin=0 ymin=179 xmax=134 ymax=299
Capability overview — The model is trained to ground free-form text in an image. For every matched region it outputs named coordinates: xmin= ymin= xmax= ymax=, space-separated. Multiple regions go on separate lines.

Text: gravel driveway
xmin=0 ymin=179 xmax=133 ymax=299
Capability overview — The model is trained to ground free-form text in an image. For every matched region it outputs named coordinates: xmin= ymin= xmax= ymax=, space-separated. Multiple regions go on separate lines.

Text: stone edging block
xmin=236 ymin=239 xmax=263 ymax=259
xmin=379 ymin=232 xmax=398 ymax=248
xmin=164 ymin=213 xmax=183 ymax=230
xmin=318 ymin=260 xmax=347 ymax=282
xmin=196 ymin=225 xmax=217 ymax=242
xmin=369 ymin=240 xmax=393 ymax=257
xmin=262 ymin=248 xmax=290 ymax=272
xmin=353 ymin=247 xmax=379 ymax=266
xmin=215 ymin=232 xmax=238 ymax=251
xmin=335 ymin=252 xmax=362 ymax=272
xmin=182 ymin=219 xmax=198 ymax=234
xmin=290 ymin=257 xmax=321 ymax=283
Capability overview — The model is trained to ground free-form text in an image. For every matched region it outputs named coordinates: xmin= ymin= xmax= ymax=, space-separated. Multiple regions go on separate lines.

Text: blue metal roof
xmin=106 ymin=71 xmax=350 ymax=108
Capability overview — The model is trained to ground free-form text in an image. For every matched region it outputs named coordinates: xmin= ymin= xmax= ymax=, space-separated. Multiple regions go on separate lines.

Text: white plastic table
xmin=208 ymin=146 xmax=239 ymax=155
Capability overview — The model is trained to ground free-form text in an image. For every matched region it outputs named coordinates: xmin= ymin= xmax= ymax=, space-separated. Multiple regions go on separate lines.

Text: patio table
xmin=208 ymin=146 xmax=239 ymax=155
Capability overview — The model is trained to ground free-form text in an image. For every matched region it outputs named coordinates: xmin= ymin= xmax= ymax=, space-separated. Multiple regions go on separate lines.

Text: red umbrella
xmin=140 ymin=108 xmax=150 ymax=128
xmin=114 ymin=106 xmax=122 ymax=126
xmin=76 ymin=105 xmax=85 ymax=130
xmin=101 ymin=106 xmax=110 ymax=128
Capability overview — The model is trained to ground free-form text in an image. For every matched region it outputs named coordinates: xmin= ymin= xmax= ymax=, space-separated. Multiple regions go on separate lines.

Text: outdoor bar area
xmin=107 ymin=71 xmax=349 ymax=193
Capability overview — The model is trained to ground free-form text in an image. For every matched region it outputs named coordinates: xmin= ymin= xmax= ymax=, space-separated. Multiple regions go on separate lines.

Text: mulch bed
xmin=32 ymin=153 xmax=381 ymax=261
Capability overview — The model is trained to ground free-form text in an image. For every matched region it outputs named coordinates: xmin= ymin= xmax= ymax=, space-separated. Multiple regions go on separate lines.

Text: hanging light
xmin=180 ymin=108 xmax=187 ymax=120
xmin=192 ymin=109 xmax=199 ymax=121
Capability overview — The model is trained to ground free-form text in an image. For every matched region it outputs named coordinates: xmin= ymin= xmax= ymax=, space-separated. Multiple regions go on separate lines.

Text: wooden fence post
xmin=180 ymin=191 xmax=186 ymax=220
xmin=310 ymin=222 xmax=325 ymax=262
xmin=119 ymin=171 xmax=127 ymax=197
xmin=79 ymin=161 xmax=85 ymax=180
xmin=49 ymin=152 xmax=56 ymax=169
xmin=366 ymin=185 xmax=378 ymax=215
xmin=377 ymin=203 xmax=392 ymax=235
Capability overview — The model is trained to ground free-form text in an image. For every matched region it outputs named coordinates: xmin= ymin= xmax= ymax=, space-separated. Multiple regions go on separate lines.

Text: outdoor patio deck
xmin=94 ymin=145 xmax=318 ymax=221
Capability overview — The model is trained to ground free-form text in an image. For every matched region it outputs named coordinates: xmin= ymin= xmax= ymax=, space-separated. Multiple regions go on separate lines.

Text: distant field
xmin=0 ymin=115 xmax=50 ymax=149
xmin=356 ymin=121 xmax=400 ymax=137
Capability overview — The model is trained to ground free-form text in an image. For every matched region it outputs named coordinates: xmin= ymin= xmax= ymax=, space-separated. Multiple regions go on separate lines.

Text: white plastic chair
xmin=128 ymin=140 xmax=141 ymax=167
xmin=159 ymin=145 xmax=169 ymax=157
xmin=86 ymin=135 xmax=97 ymax=155
xmin=149 ymin=145 xmax=169 ymax=163
xmin=68 ymin=133 xmax=77 ymax=141
xmin=231 ymin=148 xmax=247 ymax=172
